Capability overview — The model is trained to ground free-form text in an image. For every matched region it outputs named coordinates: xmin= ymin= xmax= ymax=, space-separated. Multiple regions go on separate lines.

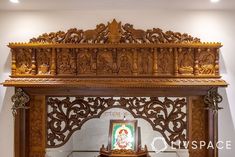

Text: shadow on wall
xmin=220 ymin=52 xmax=227 ymax=74
xmin=4 ymin=52 xmax=11 ymax=74
xmin=0 ymin=87 xmax=14 ymax=157
xmin=218 ymin=88 xmax=235 ymax=156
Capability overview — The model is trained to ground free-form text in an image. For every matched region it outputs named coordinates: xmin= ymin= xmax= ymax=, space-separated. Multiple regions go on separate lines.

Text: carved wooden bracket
xmin=11 ymin=88 xmax=30 ymax=116
xmin=204 ymin=88 xmax=223 ymax=114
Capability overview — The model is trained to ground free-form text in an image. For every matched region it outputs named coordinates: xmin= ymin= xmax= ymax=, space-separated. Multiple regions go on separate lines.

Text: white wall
xmin=0 ymin=10 xmax=234 ymax=157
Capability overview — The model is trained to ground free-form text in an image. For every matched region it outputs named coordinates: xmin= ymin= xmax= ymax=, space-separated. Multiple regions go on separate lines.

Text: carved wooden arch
xmin=47 ymin=96 xmax=187 ymax=148
xmin=2 ymin=19 xmax=227 ymax=157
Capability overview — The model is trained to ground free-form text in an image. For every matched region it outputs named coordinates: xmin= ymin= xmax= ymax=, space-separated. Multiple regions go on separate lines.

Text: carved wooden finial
xmin=107 ymin=19 xmax=122 ymax=43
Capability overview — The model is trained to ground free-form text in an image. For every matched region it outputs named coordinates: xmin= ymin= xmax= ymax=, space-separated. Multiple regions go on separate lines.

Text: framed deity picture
xmin=108 ymin=120 xmax=138 ymax=151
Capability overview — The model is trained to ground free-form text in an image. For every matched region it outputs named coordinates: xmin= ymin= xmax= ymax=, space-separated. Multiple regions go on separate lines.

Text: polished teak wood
xmin=2 ymin=19 xmax=227 ymax=157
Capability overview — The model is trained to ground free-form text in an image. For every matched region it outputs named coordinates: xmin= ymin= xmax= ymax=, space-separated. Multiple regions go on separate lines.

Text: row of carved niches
xmin=12 ymin=47 xmax=219 ymax=76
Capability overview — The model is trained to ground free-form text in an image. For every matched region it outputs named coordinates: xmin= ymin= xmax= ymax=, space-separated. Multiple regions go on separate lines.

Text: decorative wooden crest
xmin=3 ymin=19 xmax=227 ymax=88
xmin=29 ymin=19 xmax=200 ymax=44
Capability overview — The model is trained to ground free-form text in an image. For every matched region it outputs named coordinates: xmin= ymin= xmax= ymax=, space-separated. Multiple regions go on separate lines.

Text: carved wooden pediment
xmin=3 ymin=19 xmax=227 ymax=88
xmin=29 ymin=19 xmax=200 ymax=44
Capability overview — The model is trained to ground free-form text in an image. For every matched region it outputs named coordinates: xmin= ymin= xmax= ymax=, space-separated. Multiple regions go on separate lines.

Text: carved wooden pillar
xmin=31 ymin=49 xmax=36 ymax=75
xmin=11 ymin=49 xmax=16 ymax=76
xmin=208 ymin=108 xmax=218 ymax=157
xmin=112 ymin=48 xmax=118 ymax=74
xmin=189 ymin=90 xmax=222 ymax=157
xmin=11 ymin=88 xmax=30 ymax=157
xmin=215 ymin=49 xmax=220 ymax=76
xmin=153 ymin=48 xmax=158 ymax=76
xmin=174 ymin=48 xmax=179 ymax=76
xmin=92 ymin=49 xmax=98 ymax=74
xmin=14 ymin=107 xmax=29 ymax=157
xmin=74 ymin=48 xmax=79 ymax=75
xmin=132 ymin=48 xmax=138 ymax=76
xmin=204 ymin=88 xmax=223 ymax=157
xmin=29 ymin=95 xmax=46 ymax=157
xmin=189 ymin=96 xmax=209 ymax=157
xmin=51 ymin=48 xmax=57 ymax=75
xmin=194 ymin=48 xmax=200 ymax=76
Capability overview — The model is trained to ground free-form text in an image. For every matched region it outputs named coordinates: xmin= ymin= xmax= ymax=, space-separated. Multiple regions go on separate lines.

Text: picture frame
xmin=108 ymin=120 xmax=138 ymax=151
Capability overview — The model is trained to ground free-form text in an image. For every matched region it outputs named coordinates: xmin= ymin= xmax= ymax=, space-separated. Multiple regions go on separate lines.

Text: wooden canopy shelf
xmin=3 ymin=78 xmax=227 ymax=88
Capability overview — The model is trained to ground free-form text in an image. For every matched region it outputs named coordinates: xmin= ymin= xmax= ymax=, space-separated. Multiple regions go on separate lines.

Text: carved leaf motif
xmin=47 ymin=97 xmax=187 ymax=148
xmin=63 ymin=28 xmax=83 ymax=43
xmin=29 ymin=20 xmax=200 ymax=44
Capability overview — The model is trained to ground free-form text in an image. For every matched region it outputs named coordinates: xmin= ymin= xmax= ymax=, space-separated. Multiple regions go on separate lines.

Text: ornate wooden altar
xmin=99 ymin=120 xmax=149 ymax=157
xmin=2 ymin=19 xmax=227 ymax=157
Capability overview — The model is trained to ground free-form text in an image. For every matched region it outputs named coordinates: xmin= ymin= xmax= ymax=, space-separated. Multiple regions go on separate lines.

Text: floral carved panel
xmin=77 ymin=49 xmax=96 ymax=75
xmin=97 ymin=49 xmax=113 ymax=75
xmin=157 ymin=48 xmax=174 ymax=75
xmin=117 ymin=49 xmax=133 ymax=75
xmin=138 ymin=49 xmax=153 ymax=75
xmin=57 ymin=48 xmax=76 ymax=75
xmin=29 ymin=96 xmax=46 ymax=157
xmin=15 ymin=48 xmax=32 ymax=75
xmin=189 ymin=97 xmax=208 ymax=157
xmin=198 ymin=48 xmax=216 ymax=75
xmin=178 ymin=48 xmax=194 ymax=75
xmin=47 ymin=97 xmax=187 ymax=148
xmin=36 ymin=48 xmax=52 ymax=75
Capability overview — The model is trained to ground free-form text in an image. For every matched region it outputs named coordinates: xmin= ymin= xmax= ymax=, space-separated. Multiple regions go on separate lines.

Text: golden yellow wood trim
xmin=3 ymin=78 xmax=228 ymax=88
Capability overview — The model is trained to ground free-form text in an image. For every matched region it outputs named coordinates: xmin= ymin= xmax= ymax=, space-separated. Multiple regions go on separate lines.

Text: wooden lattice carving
xmin=47 ymin=97 xmax=187 ymax=148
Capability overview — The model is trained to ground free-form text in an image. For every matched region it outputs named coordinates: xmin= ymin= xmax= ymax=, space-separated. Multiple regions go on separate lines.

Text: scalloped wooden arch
xmin=47 ymin=97 xmax=187 ymax=148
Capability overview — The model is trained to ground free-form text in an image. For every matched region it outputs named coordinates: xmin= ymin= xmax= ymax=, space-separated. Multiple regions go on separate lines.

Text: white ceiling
xmin=0 ymin=0 xmax=235 ymax=10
